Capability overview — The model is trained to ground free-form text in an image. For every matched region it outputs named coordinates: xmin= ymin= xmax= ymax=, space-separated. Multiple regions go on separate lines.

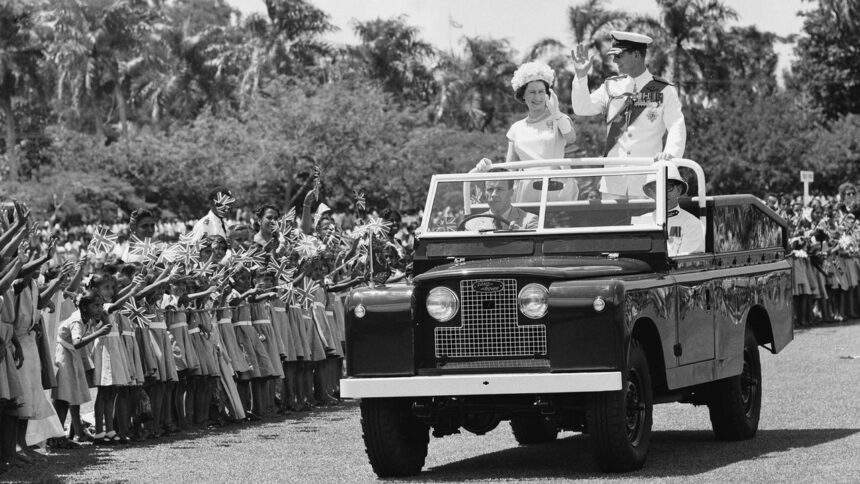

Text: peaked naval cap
xmin=607 ymin=30 xmax=653 ymax=56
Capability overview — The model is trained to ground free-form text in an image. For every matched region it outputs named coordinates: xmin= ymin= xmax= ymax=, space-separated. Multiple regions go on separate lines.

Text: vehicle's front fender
xmin=346 ymin=285 xmax=415 ymax=377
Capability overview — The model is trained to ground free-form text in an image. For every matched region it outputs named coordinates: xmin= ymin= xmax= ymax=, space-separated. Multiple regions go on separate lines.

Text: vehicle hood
xmin=412 ymin=256 xmax=653 ymax=283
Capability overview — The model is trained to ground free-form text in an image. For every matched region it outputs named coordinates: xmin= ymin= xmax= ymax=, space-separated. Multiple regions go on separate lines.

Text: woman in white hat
xmin=473 ymin=61 xmax=579 ymax=203
xmin=505 ymin=61 xmax=577 ymax=163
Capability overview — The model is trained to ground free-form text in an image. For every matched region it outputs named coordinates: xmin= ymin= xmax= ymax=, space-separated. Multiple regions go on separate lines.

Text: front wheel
xmin=360 ymin=398 xmax=429 ymax=477
xmin=588 ymin=340 xmax=653 ymax=472
xmin=707 ymin=329 xmax=761 ymax=440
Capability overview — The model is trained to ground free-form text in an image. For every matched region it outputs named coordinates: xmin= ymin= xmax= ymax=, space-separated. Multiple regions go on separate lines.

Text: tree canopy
xmin=0 ymin=0 xmax=857 ymax=224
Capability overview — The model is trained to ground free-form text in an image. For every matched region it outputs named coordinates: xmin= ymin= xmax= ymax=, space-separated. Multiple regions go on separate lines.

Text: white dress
xmin=506 ymin=117 xmax=579 ymax=203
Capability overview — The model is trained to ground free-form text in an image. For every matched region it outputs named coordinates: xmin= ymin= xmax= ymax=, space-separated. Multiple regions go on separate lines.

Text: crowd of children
xmin=0 ymin=186 xmax=411 ymax=472
xmin=775 ymin=183 xmax=860 ymax=327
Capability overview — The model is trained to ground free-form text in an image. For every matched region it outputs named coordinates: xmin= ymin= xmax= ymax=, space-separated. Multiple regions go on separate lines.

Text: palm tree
xmin=566 ymin=0 xmax=629 ymax=82
xmin=655 ymin=0 xmax=737 ymax=96
xmin=523 ymin=0 xmax=628 ymax=99
xmin=42 ymin=0 xmax=156 ymax=140
xmin=232 ymin=0 xmax=335 ymax=108
xmin=89 ymin=0 xmax=158 ymax=140
xmin=347 ymin=16 xmax=436 ymax=105
xmin=131 ymin=20 xmax=235 ymax=128
xmin=432 ymin=36 xmax=517 ymax=131
xmin=0 ymin=1 xmax=44 ymax=181
xmin=42 ymin=0 xmax=102 ymax=134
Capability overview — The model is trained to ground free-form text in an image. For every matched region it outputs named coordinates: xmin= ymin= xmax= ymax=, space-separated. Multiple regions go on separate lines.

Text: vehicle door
xmin=673 ymin=261 xmax=716 ymax=365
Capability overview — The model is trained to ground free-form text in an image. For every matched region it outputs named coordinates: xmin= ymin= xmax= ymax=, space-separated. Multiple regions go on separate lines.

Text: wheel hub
xmin=625 ymin=370 xmax=645 ymax=445
xmin=740 ymin=349 xmax=759 ymax=418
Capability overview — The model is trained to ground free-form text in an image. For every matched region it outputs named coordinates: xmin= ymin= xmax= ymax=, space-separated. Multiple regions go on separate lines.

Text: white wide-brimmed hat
xmin=510 ymin=61 xmax=555 ymax=92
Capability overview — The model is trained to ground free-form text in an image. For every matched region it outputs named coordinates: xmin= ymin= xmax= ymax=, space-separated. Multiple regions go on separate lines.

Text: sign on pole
xmin=800 ymin=170 xmax=814 ymax=206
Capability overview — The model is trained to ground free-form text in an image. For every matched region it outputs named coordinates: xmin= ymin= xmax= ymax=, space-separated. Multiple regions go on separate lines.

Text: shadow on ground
xmin=405 ymin=427 xmax=860 ymax=482
xmin=0 ymin=400 xmax=358 ymax=483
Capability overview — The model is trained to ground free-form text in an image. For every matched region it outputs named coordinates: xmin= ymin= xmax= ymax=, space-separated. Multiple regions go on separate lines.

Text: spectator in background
xmin=191 ymin=187 xmax=235 ymax=243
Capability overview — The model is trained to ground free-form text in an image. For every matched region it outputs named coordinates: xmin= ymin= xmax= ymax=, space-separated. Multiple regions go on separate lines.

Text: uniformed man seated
xmin=465 ymin=168 xmax=538 ymax=231
xmin=631 ymin=163 xmax=705 ymax=256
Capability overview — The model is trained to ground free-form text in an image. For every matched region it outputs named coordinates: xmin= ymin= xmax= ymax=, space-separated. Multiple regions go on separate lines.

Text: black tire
xmin=510 ymin=414 xmax=559 ymax=445
xmin=707 ymin=329 xmax=761 ymax=441
xmin=588 ymin=340 xmax=653 ymax=472
xmin=359 ymin=398 xmax=429 ymax=477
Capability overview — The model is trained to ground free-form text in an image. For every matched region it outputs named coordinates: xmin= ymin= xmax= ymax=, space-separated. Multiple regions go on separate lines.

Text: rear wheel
xmin=707 ymin=330 xmax=761 ymax=440
xmin=360 ymin=398 xmax=429 ymax=477
xmin=588 ymin=340 xmax=653 ymax=472
xmin=510 ymin=414 xmax=559 ymax=445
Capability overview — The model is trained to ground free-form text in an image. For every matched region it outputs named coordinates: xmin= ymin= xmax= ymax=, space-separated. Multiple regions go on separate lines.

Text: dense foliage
xmin=0 ymin=0 xmax=857 ymax=223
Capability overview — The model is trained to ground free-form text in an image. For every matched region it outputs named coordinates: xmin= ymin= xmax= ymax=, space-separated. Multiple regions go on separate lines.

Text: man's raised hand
xmin=571 ymin=43 xmax=594 ymax=79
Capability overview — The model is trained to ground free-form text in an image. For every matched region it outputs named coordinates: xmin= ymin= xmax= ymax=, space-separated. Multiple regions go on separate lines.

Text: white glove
xmin=469 ymin=158 xmax=493 ymax=173
xmin=547 ymin=89 xmax=572 ymax=135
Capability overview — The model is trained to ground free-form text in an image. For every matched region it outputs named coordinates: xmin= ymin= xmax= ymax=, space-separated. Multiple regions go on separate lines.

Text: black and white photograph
xmin=0 ymin=0 xmax=858 ymax=482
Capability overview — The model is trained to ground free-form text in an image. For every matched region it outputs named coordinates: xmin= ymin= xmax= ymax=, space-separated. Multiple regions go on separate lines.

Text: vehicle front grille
xmin=434 ymin=278 xmax=547 ymax=358
xmin=437 ymin=359 xmax=550 ymax=370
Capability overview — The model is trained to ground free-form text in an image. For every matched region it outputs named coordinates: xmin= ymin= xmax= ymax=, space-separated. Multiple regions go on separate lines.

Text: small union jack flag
xmin=294 ymin=233 xmax=323 ymax=260
xmin=277 ymin=282 xmax=295 ymax=304
xmin=174 ymin=243 xmax=199 ymax=269
xmin=353 ymin=190 xmax=366 ymax=212
xmin=158 ymin=244 xmax=180 ymax=265
xmin=436 ymin=216 xmax=459 ymax=232
xmin=312 ymin=165 xmax=322 ymax=199
xmin=358 ymin=216 xmax=392 ymax=238
xmin=193 ymin=257 xmax=216 ymax=278
xmin=276 ymin=207 xmax=297 ymax=236
xmin=89 ymin=225 xmax=117 ymax=256
xmin=213 ymin=191 xmax=235 ymax=208
xmin=122 ymin=299 xmax=152 ymax=327
xmin=129 ymin=236 xmax=157 ymax=258
xmin=268 ymin=259 xmax=295 ymax=286
xmin=293 ymin=277 xmax=320 ymax=309
xmin=178 ymin=232 xmax=197 ymax=249
xmin=232 ymin=247 xmax=266 ymax=270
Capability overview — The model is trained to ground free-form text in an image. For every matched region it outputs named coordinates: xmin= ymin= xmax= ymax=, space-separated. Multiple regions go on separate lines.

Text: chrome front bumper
xmin=340 ymin=372 xmax=622 ymax=399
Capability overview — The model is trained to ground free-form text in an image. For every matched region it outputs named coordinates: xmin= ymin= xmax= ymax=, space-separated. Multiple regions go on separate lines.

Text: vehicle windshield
xmin=420 ymin=166 xmax=668 ymax=237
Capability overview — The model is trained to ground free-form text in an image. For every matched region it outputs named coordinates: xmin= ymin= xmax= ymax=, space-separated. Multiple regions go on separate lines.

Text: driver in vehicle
xmin=631 ymin=163 xmax=705 ymax=256
xmin=465 ymin=169 xmax=538 ymax=231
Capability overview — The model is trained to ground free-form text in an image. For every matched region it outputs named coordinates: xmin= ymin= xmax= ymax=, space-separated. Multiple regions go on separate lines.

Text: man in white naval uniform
xmin=190 ymin=186 xmax=235 ymax=242
xmin=570 ymin=31 xmax=686 ymax=199
xmin=631 ymin=163 xmax=704 ymax=257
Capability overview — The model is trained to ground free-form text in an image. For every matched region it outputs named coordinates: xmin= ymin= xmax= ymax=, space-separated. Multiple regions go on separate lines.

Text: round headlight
xmin=593 ymin=297 xmax=606 ymax=312
xmin=426 ymin=287 xmax=459 ymax=322
xmin=518 ymin=283 xmax=548 ymax=319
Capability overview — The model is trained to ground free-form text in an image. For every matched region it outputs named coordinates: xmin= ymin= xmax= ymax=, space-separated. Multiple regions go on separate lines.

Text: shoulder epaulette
xmin=651 ymin=76 xmax=673 ymax=86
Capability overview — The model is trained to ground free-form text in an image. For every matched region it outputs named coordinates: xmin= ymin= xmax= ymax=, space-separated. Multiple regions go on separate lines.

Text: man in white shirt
xmin=465 ymin=169 xmax=538 ymax=231
xmin=570 ymin=31 xmax=686 ymax=199
xmin=631 ymin=163 xmax=705 ymax=257
xmin=190 ymin=187 xmax=235 ymax=242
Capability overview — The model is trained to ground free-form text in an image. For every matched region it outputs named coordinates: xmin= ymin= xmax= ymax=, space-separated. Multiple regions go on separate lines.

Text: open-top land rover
xmin=340 ymin=158 xmax=793 ymax=476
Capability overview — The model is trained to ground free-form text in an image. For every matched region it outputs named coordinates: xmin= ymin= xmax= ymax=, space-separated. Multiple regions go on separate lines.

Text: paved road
xmin=6 ymin=323 xmax=860 ymax=483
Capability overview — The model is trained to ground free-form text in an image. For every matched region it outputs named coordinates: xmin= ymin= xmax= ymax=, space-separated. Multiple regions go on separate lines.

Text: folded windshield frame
xmin=420 ymin=165 xmax=668 ymax=238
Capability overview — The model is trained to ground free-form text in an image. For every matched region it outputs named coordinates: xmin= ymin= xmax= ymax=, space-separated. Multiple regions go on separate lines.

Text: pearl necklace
xmin=526 ymin=109 xmax=550 ymax=123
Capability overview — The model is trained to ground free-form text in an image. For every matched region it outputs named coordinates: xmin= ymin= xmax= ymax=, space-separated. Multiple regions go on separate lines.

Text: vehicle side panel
xmin=665 ymin=260 xmax=792 ymax=389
